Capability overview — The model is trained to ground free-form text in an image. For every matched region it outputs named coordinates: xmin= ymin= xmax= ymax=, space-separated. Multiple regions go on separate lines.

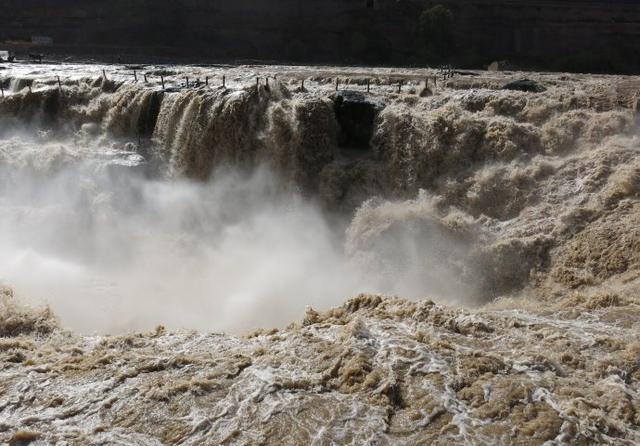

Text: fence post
xmin=134 ymin=70 xmax=137 ymax=82
xmin=301 ymin=79 xmax=304 ymax=90
xmin=367 ymin=79 xmax=370 ymax=93
xmin=335 ymin=78 xmax=339 ymax=91
xmin=185 ymin=77 xmax=189 ymax=88
xmin=57 ymin=76 xmax=62 ymax=90
xmin=266 ymin=77 xmax=269 ymax=88
xmin=223 ymin=75 xmax=226 ymax=88
xmin=398 ymin=80 xmax=402 ymax=93
xmin=160 ymin=75 xmax=165 ymax=89
xmin=144 ymin=73 xmax=148 ymax=83
xmin=102 ymin=69 xmax=107 ymax=80
xmin=205 ymin=76 xmax=209 ymax=86
xmin=257 ymin=77 xmax=259 ymax=88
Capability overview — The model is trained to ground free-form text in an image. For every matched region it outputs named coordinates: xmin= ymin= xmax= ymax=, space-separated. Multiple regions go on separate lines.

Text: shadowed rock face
xmin=1 ymin=0 xmax=640 ymax=72
xmin=333 ymin=91 xmax=384 ymax=150
xmin=502 ymin=79 xmax=547 ymax=93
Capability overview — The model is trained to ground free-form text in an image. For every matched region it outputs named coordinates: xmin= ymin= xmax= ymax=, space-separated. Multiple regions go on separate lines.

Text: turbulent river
xmin=0 ymin=63 xmax=639 ymax=445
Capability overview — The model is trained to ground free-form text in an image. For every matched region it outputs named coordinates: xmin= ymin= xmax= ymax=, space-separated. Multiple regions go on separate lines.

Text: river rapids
xmin=0 ymin=63 xmax=639 ymax=445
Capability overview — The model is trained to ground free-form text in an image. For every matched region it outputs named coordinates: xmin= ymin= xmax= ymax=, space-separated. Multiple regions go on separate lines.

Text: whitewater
xmin=0 ymin=62 xmax=639 ymax=445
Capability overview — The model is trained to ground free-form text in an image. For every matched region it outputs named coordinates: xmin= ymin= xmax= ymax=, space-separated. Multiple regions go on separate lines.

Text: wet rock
xmin=502 ymin=79 xmax=547 ymax=93
xmin=332 ymin=90 xmax=385 ymax=150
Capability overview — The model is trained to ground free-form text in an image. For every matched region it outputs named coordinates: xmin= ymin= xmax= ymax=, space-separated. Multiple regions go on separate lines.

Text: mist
xmin=0 ymin=134 xmax=464 ymax=334
xmin=0 ymin=159 xmax=334 ymax=333
xmin=0 ymin=131 xmax=481 ymax=334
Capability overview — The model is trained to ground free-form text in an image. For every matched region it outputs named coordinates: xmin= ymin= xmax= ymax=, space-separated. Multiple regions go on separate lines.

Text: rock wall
xmin=439 ymin=0 xmax=640 ymax=72
xmin=1 ymin=0 xmax=640 ymax=72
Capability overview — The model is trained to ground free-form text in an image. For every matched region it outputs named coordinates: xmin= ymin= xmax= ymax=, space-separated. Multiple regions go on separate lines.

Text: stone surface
xmin=0 ymin=1 xmax=639 ymax=72
xmin=502 ymin=79 xmax=547 ymax=93
xmin=333 ymin=90 xmax=385 ymax=149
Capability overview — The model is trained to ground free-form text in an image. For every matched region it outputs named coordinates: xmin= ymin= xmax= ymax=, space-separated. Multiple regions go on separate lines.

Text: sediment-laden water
xmin=0 ymin=63 xmax=638 ymax=444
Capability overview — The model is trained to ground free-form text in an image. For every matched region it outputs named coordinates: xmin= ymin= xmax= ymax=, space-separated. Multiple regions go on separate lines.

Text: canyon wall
xmin=1 ymin=0 xmax=640 ymax=72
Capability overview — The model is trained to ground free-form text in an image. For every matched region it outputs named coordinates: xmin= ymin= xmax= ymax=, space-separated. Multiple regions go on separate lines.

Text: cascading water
xmin=0 ymin=63 xmax=639 ymax=445
xmin=1 ymin=65 xmax=639 ymax=329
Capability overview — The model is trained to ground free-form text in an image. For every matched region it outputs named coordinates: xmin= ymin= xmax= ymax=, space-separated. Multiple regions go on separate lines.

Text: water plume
xmin=0 ymin=155 xmax=358 ymax=333
xmin=1 ymin=65 xmax=639 ymax=333
xmin=0 ymin=139 xmax=470 ymax=333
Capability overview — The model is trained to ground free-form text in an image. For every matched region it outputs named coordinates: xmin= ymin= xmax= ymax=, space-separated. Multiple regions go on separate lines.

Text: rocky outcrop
xmin=502 ymin=79 xmax=547 ymax=93
xmin=333 ymin=90 xmax=385 ymax=149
